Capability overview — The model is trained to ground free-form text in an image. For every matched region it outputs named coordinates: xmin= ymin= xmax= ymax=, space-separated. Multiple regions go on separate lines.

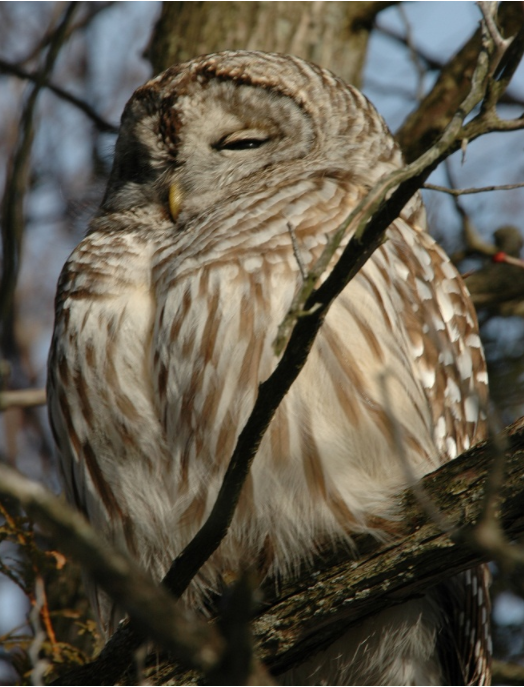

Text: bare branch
xmin=0 ymin=58 xmax=118 ymax=134
xmin=396 ymin=2 xmax=524 ymax=161
xmin=397 ymin=5 xmax=427 ymax=101
xmin=462 ymin=110 xmax=524 ymax=138
xmin=19 ymin=2 xmax=116 ymax=66
xmin=0 ymin=389 xmax=46 ymax=411
xmin=424 ymin=181 xmax=524 ymax=196
xmin=492 ymin=659 xmax=524 ymax=687
xmin=0 ymin=3 xmax=79 ymax=356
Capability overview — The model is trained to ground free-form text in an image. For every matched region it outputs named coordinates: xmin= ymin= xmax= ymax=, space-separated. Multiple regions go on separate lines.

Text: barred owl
xmin=47 ymin=51 xmax=491 ymax=685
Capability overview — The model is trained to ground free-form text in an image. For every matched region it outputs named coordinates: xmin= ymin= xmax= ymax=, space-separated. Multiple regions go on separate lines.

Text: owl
xmin=47 ymin=51 xmax=491 ymax=685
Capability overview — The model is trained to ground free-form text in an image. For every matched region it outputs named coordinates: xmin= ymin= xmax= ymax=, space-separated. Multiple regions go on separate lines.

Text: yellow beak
xmin=169 ymin=184 xmax=183 ymax=221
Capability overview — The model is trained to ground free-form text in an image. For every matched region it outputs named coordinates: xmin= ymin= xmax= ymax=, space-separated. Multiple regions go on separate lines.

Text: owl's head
xmin=100 ymin=51 xmax=403 ymax=224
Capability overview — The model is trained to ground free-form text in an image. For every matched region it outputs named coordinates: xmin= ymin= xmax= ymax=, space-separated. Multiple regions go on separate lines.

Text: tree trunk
xmin=149 ymin=1 xmax=393 ymax=88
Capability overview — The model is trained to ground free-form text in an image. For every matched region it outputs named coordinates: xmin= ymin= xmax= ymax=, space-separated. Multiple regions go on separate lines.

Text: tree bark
xmin=149 ymin=1 xmax=394 ymax=88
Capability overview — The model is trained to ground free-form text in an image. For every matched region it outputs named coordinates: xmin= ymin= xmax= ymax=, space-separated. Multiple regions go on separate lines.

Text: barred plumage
xmin=47 ymin=51 xmax=491 ymax=685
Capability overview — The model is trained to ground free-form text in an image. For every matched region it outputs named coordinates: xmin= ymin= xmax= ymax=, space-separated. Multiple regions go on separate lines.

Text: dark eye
xmin=213 ymin=132 xmax=270 ymax=151
xmin=221 ymin=138 xmax=268 ymax=150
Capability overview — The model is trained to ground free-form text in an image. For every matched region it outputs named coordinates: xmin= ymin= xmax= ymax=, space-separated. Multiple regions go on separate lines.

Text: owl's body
xmin=48 ymin=52 xmax=490 ymax=685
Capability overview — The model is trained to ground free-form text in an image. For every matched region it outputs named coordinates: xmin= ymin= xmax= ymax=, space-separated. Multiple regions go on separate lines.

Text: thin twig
xmin=19 ymin=2 xmax=116 ymax=66
xmin=286 ymin=222 xmax=308 ymax=281
xmin=0 ymin=58 xmax=118 ymax=134
xmin=0 ymin=389 xmax=47 ymax=411
xmin=424 ymin=181 xmax=524 ymax=196
xmin=397 ymin=5 xmax=427 ymax=101
xmin=497 ymin=253 xmax=524 ymax=268
xmin=29 ymin=576 xmax=50 ymax=686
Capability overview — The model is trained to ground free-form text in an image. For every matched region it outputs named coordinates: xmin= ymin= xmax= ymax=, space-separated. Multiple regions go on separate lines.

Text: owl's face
xmin=100 ymin=51 xmax=403 ymax=225
xmin=170 ymin=81 xmax=314 ymax=196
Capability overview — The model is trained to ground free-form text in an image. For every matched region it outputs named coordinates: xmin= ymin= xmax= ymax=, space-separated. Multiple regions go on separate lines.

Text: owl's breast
xmin=150 ymin=187 xmax=450 ymax=580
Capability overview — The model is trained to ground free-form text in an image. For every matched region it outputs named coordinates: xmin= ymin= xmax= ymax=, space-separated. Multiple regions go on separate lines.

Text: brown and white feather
xmin=47 ymin=51 xmax=491 ymax=685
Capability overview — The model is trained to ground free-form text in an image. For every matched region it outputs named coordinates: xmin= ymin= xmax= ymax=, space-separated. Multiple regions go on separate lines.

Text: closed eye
xmin=213 ymin=131 xmax=271 ymax=151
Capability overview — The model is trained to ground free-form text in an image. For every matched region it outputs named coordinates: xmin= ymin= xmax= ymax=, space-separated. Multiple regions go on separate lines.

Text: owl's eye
xmin=221 ymin=138 xmax=268 ymax=150
xmin=213 ymin=131 xmax=270 ymax=151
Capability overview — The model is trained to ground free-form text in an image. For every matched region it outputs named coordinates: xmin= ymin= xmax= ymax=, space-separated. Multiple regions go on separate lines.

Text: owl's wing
xmin=47 ymin=230 xmax=168 ymax=633
xmin=436 ymin=567 xmax=492 ymax=686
